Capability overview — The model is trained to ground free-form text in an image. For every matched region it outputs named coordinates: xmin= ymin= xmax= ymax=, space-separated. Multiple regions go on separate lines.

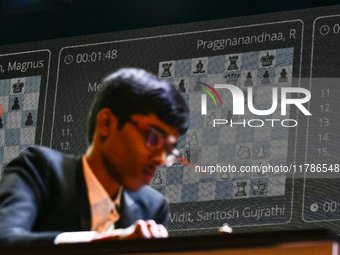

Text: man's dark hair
xmin=87 ymin=68 xmax=190 ymax=144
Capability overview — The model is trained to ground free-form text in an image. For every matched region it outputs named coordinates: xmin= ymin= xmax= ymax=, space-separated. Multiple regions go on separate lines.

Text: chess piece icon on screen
xmin=12 ymin=79 xmax=25 ymax=94
xmin=193 ymin=60 xmax=205 ymax=74
xmin=256 ymin=144 xmax=266 ymax=158
xmin=260 ymin=52 xmax=274 ymax=67
xmin=177 ymin=79 xmax=186 ymax=93
xmin=186 ymin=149 xmax=200 ymax=163
xmin=12 ymin=97 xmax=20 ymax=110
xmin=228 ymin=56 xmax=238 ymax=70
xmin=225 ymin=73 xmax=240 ymax=85
xmin=261 ymin=71 xmax=270 ymax=85
xmin=278 ymin=68 xmax=288 ymax=83
xmin=235 ymin=182 xmax=247 ymax=197
xmin=244 ymin=72 xmax=253 ymax=86
xmin=161 ymin=63 xmax=172 ymax=77
xmin=252 ymin=181 xmax=266 ymax=195
xmin=189 ymin=131 xmax=199 ymax=146
xmin=207 ymin=112 xmax=216 ymax=126
xmin=25 ymin=113 xmax=34 ymax=126
xmin=152 ymin=170 xmax=163 ymax=185
xmin=237 ymin=145 xmax=250 ymax=160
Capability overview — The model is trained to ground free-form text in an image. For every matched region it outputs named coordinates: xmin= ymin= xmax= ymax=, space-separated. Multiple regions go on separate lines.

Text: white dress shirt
xmin=54 ymin=155 xmax=122 ymax=244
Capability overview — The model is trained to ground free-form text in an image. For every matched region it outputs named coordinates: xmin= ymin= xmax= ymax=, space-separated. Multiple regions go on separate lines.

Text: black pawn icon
xmin=12 ymin=97 xmax=20 ymax=110
xmin=25 ymin=113 xmax=34 ymax=126
xmin=177 ymin=79 xmax=186 ymax=93
xmin=0 ymin=118 xmax=3 ymax=129
xmin=261 ymin=71 xmax=270 ymax=85
xmin=244 ymin=72 xmax=253 ymax=86
xmin=194 ymin=60 xmax=205 ymax=74
xmin=278 ymin=68 xmax=288 ymax=83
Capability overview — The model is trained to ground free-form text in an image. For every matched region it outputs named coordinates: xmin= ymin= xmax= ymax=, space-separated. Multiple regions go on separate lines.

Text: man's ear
xmin=96 ymin=108 xmax=118 ymax=137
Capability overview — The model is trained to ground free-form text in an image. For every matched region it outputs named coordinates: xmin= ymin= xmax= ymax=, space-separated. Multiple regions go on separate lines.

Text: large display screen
xmin=1 ymin=4 xmax=340 ymax=236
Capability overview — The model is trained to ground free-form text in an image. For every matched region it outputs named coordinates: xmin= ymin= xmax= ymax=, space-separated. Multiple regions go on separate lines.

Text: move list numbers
xmin=60 ymin=114 xmax=74 ymax=151
xmin=307 ymin=83 xmax=335 ymax=161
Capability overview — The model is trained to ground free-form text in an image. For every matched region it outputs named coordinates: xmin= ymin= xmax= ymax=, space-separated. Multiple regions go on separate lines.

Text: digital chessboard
xmin=0 ymin=76 xmax=41 ymax=175
xmin=152 ymin=47 xmax=293 ymax=203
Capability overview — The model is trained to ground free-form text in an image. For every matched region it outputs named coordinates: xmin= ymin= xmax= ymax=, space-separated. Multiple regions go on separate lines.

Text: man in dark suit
xmin=0 ymin=68 xmax=190 ymax=246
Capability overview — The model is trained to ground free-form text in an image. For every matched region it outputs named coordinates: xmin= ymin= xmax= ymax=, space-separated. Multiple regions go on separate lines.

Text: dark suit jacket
xmin=0 ymin=146 xmax=169 ymax=246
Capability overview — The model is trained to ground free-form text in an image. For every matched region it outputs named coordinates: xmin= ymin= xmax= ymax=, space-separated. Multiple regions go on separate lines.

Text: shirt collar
xmin=82 ymin=155 xmax=122 ymax=208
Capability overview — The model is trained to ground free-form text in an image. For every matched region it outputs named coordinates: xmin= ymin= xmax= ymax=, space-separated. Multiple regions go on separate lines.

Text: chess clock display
xmin=63 ymin=50 xmax=118 ymax=65
xmin=321 ymin=201 xmax=340 ymax=213
xmin=307 ymin=199 xmax=340 ymax=219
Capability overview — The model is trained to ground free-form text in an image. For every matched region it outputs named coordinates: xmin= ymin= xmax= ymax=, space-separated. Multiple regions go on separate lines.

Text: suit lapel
xmin=76 ymin=158 xmax=92 ymax=231
xmin=115 ymin=190 xmax=141 ymax=229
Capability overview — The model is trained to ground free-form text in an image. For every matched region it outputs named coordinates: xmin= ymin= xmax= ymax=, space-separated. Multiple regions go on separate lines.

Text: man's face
xmin=102 ymin=113 xmax=179 ymax=191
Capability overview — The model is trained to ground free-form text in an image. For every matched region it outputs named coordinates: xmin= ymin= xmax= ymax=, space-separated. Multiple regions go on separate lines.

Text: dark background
xmin=0 ymin=0 xmax=339 ymax=46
